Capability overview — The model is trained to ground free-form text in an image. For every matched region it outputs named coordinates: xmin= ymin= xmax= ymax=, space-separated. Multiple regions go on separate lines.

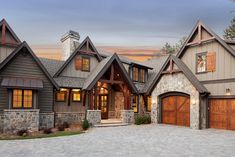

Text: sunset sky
xmin=1 ymin=0 xmax=235 ymax=60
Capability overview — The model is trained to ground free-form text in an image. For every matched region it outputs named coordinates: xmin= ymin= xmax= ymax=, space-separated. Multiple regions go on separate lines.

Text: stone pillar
xmin=86 ymin=110 xmax=101 ymax=125
xmin=39 ymin=113 xmax=54 ymax=129
xmin=120 ymin=110 xmax=134 ymax=124
xmin=3 ymin=109 xmax=39 ymax=133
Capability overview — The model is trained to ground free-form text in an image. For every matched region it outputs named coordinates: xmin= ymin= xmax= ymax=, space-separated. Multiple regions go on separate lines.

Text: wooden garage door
xmin=209 ymin=99 xmax=235 ymax=130
xmin=162 ymin=95 xmax=190 ymax=127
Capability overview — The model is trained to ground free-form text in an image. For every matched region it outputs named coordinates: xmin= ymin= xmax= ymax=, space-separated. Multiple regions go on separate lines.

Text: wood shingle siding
xmin=0 ymin=46 xmax=55 ymax=113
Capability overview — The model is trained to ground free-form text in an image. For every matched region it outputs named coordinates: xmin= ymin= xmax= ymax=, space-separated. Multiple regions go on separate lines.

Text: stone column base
xmin=120 ymin=110 xmax=134 ymax=124
xmin=39 ymin=113 xmax=54 ymax=129
xmin=86 ymin=110 xmax=101 ymax=125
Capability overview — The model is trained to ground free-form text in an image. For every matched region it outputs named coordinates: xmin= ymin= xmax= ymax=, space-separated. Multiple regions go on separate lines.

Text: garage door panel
xmin=162 ymin=94 xmax=190 ymax=127
xmin=209 ymin=99 xmax=235 ymax=130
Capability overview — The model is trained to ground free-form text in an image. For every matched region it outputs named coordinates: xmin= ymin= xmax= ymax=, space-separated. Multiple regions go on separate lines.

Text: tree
xmin=224 ymin=17 xmax=235 ymax=40
xmin=161 ymin=36 xmax=187 ymax=54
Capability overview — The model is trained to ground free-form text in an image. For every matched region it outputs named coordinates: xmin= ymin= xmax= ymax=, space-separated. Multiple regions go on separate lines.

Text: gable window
xmin=72 ymin=89 xmax=81 ymax=102
xmin=82 ymin=57 xmax=90 ymax=71
xmin=132 ymin=67 xmax=139 ymax=81
xmin=196 ymin=52 xmax=207 ymax=73
xmin=56 ymin=89 xmax=67 ymax=102
xmin=139 ymin=69 xmax=145 ymax=83
xmin=13 ymin=89 xmax=33 ymax=109
xmin=132 ymin=95 xmax=138 ymax=113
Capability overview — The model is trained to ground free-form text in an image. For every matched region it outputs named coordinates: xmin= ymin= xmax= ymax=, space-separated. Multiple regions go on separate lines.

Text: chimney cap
xmin=61 ymin=30 xmax=80 ymax=42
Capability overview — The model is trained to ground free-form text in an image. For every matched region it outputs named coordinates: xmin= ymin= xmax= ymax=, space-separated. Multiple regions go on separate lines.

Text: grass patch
xmin=0 ymin=130 xmax=82 ymax=140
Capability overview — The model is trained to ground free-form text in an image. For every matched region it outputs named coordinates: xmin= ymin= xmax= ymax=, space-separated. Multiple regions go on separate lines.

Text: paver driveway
xmin=0 ymin=124 xmax=235 ymax=157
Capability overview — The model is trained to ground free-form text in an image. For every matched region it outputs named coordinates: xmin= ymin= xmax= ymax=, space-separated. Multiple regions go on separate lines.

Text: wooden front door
xmin=209 ymin=99 xmax=235 ymax=130
xmin=162 ymin=95 xmax=190 ymax=127
xmin=98 ymin=95 xmax=108 ymax=119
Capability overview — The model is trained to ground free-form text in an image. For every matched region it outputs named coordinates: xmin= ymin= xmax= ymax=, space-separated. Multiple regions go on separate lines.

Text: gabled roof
xmin=83 ymin=53 xmax=138 ymax=93
xmin=0 ymin=41 xmax=59 ymax=89
xmin=0 ymin=19 xmax=21 ymax=44
xmin=54 ymin=36 xmax=102 ymax=77
xmin=176 ymin=20 xmax=235 ymax=58
xmin=146 ymin=55 xmax=209 ymax=95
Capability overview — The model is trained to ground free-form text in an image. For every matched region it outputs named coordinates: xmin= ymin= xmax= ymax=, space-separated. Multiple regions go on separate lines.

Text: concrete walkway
xmin=0 ymin=124 xmax=235 ymax=157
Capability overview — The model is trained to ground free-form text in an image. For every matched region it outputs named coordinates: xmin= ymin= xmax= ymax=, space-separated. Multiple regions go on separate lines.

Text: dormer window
xmin=139 ymin=69 xmax=145 ymax=83
xmin=82 ymin=57 xmax=90 ymax=71
xmin=132 ymin=67 xmax=139 ymax=81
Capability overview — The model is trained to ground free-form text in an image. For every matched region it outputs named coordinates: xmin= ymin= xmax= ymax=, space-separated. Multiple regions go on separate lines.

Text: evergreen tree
xmin=161 ymin=36 xmax=186 ymax=54
xmin=224 ymin=17 xmax=235 ymax=40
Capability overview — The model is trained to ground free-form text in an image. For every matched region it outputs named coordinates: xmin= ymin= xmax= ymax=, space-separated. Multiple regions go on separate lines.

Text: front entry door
xmin=99 ymin=95 xmax=108 ymax=119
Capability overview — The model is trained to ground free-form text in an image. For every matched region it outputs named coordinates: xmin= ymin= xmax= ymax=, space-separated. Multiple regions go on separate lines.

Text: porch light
xmin=226 ymin=88 xmax=231 ymax=95
xmin=72 ymin=89 xmax=80 ymax=92
xmin=60 ymin=88 xmax=67 ymax=91
xmin=191 ymin=99 xmax=196 ymax=105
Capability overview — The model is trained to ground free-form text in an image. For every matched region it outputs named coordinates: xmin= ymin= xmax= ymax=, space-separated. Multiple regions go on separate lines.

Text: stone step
xmin=93 ymin=123 xmax=129 ymax=127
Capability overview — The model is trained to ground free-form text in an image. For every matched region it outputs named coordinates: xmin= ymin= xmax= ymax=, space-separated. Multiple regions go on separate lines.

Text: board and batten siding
xmin=0 ymin=51 xmax=54 ymax=113
xmin=0 ymin=46 xmax=15 ymax=63
xmin=181 ymin=40 xmax=235 ymax=95
xmin=60 ymin=54 xmax=99 ymax=78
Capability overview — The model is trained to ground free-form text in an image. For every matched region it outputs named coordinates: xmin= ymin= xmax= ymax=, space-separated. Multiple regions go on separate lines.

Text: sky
xmin=1 ymin=0 xmax=235 ymax=47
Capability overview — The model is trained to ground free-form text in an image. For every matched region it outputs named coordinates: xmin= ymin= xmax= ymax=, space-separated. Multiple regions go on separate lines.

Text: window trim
xmin=72 ymin=90 xmax=81 ymax=102
xmin=81 ymin=56 xmax=90 ymax=72
xmin=55 ymin=91 xmax=67 ymax=102
xmin=196 ymin=52 xmax=207 ymax=74
xmin=12 ymin=89 xmax=33 ymax=109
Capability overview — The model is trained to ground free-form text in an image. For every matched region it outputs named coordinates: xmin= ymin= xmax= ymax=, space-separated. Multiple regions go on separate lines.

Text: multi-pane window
xmin=13 ymin=89 xmax=33 ymax=109
xmin=56 ymin=89 xmax=67 ymax=102
xmin=132 ymin=95 xmax=138 ymax=113
xmin=72 ymin=89 xmax=81 ymax=102
xmin=82 ymin=57 xmax=90 ymax=71
xmin=147 ymin=96 xmax=151 ymax=112
xmin=139 ymin=69 xmax=145 ymax=83
xmin=132 ymin=67 xmax=139 ymax=81
xmin=196 ymin=52 xmax=207 ymax=73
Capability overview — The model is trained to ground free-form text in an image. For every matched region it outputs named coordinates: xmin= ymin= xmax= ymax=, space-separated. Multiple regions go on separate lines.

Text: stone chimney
xmin=60 ymin=30 xmax=80 ymax=61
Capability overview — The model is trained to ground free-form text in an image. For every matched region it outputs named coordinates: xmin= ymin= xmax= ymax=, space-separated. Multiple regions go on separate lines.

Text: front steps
xmin=93 ymin=119 xmax=129 ymax=127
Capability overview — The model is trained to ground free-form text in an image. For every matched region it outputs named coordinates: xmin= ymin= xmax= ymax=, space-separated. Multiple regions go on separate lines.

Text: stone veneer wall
xmin=39 ymin=113 xmax=54 ymax=129
xmin=120 ymin=110 xmax=134 ymax=124
xmin=0 ymin=114 xmax=3 ymax=133
xmin=151 ymin=73 xmax=200 ymax=129
xmin=86 ymin=110 xmax=101 ymax=125
xmin=3 ymin=109 xmax=39 ymax=133
xmin=55 ymin=112 xmax=85 ymax=125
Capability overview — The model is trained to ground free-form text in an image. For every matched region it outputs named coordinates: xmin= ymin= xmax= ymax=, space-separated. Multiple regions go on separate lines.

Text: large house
xmin=0 ymin=18 xmax=234 ymax=133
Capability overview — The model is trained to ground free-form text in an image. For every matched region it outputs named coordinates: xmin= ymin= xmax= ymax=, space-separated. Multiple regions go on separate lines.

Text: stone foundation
xmin=120 ymin=110 xmax=134 ymax=124
xmin=39 ymin=113 xmax=54 ymax=129
xmin=3 ymin=109 xmax=39 ymax=133
xmin=151 ymin=73 xmax=200 ymax=129
xmin=86 ymin=110 xmax=101 ymax=125
xmin=0 ymin=114 xmax=3 ymax=133
xmin=55 ymin=112 xmax=85 ymax=125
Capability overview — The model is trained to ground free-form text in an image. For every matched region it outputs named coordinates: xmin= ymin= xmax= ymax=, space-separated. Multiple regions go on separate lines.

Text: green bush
xmin=82 ymin=119 xmax=90 ymax=130
xmin=135 ymin=114 xmax=151 ymax=125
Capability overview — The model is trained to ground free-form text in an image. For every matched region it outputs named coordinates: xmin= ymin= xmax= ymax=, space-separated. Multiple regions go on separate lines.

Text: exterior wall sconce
xmin=191 ymin=99 xmax=196 ymax=105
xmin=226 ymin=88 xmax=231 ymax=95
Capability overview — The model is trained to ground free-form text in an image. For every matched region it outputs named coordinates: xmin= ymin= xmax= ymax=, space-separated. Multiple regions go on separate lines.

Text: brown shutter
xmin=75 ymin=56 xmax=82 ymax=70
xmin=207 ymin=52 xmax=216 ymax=72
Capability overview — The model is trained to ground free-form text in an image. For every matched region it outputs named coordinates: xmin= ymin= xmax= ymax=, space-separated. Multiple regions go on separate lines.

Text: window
xmin=132 ymin=67 xmax=139 ymax=81
xmin=139 ymin=69 xmax=145 ymax=83
xmin=13 ymin=89 xmax=33 ymax=109
xmin=56 ymin=89 xmax=67 ymax=102
xmin=72 ymin=89 xmax=81 ymax=102
xmin=132 ymin=95 xmax=138 ymax=113
xmin=147 ymin=96 xmax=151 ymax=112
xmin=196 ymin=52 xmax=207 ymax=73
xmin=82 ymin=57 xmax=90 ymax=71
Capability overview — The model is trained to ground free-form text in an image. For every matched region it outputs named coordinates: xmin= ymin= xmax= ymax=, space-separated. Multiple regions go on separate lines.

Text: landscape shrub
xmin=17 ymin=129 xmax=28 ymax=136
xmin=43 ymin=128 xmax=53 ymax=134
xmin=135 ymin=114 xmax=151 ymax=125
xmin=82 ymin=119 xmax=90 ymax=130
xmin=58 ymin=125 xmax=65 ymax=131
